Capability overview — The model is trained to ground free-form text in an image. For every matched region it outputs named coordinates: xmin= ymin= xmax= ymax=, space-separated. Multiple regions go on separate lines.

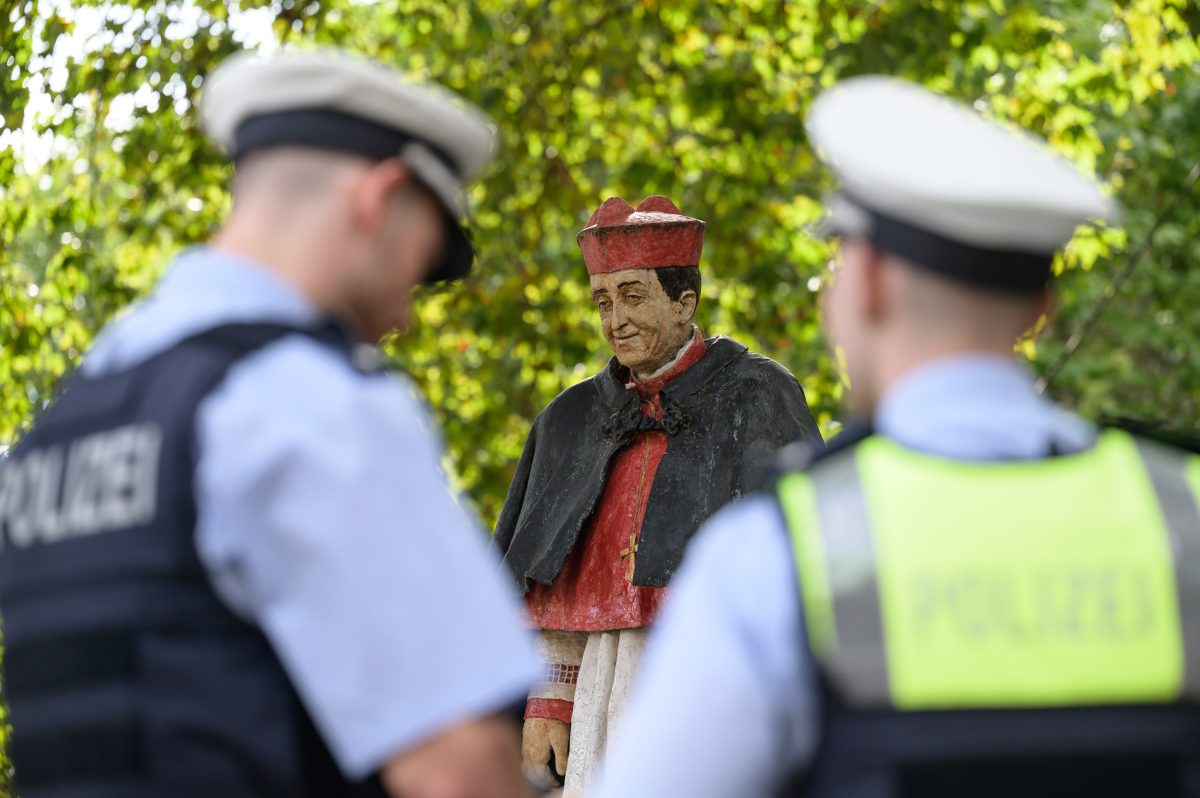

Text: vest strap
xmin=1133 ymin=438 xmax=1200 ymax=699
xmin=807 ymin=450 xmax=887 ymax=706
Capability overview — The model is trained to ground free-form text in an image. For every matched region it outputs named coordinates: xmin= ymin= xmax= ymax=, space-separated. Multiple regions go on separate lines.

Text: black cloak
xmin=494 ymin=336 xmax=823 ymax=592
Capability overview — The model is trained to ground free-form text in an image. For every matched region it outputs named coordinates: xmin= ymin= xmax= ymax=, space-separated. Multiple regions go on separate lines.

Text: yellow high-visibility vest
xmin=778 ymin=429 xmax=1200 ymax=710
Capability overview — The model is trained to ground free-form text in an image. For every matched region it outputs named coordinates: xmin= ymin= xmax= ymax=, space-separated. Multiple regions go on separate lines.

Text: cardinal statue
xmin=494 ymin=195 xmax=823 ymax=794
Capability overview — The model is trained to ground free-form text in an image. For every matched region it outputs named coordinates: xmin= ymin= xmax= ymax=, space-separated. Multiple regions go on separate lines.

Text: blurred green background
xmin=1 ymin=0 xmax=1198 ymax=792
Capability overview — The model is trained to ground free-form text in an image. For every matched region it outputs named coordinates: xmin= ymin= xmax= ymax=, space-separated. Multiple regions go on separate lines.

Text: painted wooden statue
xmin=494 ymin=195 xmax=823 ymax=794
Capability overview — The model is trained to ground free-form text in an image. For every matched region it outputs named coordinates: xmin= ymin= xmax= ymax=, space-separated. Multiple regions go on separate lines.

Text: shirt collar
xmin=83 ymin=247 xmax=320 ymax=375
xmin=874 ymin=353 xmax=1095 ymax=460
xmin=157 ymin=247 xmax=319 ymax=322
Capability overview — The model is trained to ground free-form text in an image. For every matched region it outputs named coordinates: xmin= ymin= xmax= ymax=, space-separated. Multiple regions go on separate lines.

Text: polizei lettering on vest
xmin=0 ymin=423 xmax=163 ymax=549
xmin=911 ymin=566 xmax=1158 ymax=644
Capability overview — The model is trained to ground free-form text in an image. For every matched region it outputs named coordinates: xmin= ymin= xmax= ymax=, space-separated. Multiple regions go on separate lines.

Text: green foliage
xmin=0 ymin=0 xmax=1197 ymax=788
xmin=5 ymin=0 xmax=1199 ymax=519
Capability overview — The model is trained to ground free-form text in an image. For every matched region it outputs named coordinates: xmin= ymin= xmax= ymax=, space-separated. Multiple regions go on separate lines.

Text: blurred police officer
xmin=595 ymin=76 xmax=1200 ymax=798
xmin=0 ymin=50 xmax=538 ymax=798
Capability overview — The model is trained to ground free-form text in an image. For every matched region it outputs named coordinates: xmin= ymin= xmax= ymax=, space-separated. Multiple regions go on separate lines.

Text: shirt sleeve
xmin=593 ymin=496 xmax=821 ymax=798
xmin=193 ymin=338 xmax=539 ymax=778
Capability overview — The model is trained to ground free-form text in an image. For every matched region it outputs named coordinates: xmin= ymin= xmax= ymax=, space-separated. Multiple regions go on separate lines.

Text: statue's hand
xmin=521 ymin=716 xmax=570 ymax=789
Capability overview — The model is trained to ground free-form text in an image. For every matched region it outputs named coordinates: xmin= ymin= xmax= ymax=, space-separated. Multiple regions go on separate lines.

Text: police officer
xmin=0 ymin=51 xmax=538 ymax=797
xmin=594 ymin=76 xmax=1200 ymax=797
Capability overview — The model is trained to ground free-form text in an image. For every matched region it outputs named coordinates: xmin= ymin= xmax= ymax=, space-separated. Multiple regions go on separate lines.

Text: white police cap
xmin=200 ymin=49 xmax=496 ymax=283
xmin=807 ymin=76 xmax=1120 ymax=291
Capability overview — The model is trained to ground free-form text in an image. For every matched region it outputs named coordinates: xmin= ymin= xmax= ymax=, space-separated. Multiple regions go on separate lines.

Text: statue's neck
xmin=629 ymin=327 xmax=705 ymax=394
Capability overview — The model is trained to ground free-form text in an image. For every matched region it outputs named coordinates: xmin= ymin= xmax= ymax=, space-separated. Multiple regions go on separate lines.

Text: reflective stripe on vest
xmin=778 ymin=429 xmax=1200 ymax=711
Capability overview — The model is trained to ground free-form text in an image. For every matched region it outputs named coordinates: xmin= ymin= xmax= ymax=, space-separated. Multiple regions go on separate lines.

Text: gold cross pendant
xmin=620 ymin=531 xmax=639 ymax=582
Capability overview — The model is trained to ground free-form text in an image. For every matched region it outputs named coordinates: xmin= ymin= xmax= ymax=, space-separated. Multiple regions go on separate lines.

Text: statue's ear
xmin=676 ymin=289 xmax=698 ymax=324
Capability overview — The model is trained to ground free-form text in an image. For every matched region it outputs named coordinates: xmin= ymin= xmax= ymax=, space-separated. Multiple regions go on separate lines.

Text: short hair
xmin=653 ymin=266 xmax=701 ymax=302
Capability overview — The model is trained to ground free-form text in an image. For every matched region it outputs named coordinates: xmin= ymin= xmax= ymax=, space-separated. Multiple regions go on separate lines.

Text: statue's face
xmin=589 ymin=268 xmax=696 ymax=375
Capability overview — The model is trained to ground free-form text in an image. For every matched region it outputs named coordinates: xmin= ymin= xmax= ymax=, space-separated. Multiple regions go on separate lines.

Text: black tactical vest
xmin=0 ymin=322 xmax=386 ymax=798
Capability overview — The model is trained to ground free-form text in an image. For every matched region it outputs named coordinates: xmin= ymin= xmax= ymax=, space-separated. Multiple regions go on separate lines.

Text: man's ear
xmin=349 ymin=158 xmax=411 ymax=234
xmin=676 ymin=289 xmax=698 ymax=324
xmin=861 ymin=244 xmax=887 ymax=323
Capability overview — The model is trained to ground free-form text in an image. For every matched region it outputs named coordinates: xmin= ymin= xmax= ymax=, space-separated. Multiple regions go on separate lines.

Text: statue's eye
xmin=626 ymin=294 xmax=642 ymax=304
xmin=597 ymin=300 xmax=612 ymax=311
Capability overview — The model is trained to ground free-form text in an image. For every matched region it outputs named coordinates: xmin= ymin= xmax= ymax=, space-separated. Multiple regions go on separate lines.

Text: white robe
xmin=534 ymin=628 xmax=648 ymax=796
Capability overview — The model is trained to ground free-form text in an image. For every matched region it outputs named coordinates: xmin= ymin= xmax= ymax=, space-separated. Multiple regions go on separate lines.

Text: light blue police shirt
xmin=594 ymin=354 xmax=1096 ymax=798
xmin=82 ymin=248 xmax=539 ymax=779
